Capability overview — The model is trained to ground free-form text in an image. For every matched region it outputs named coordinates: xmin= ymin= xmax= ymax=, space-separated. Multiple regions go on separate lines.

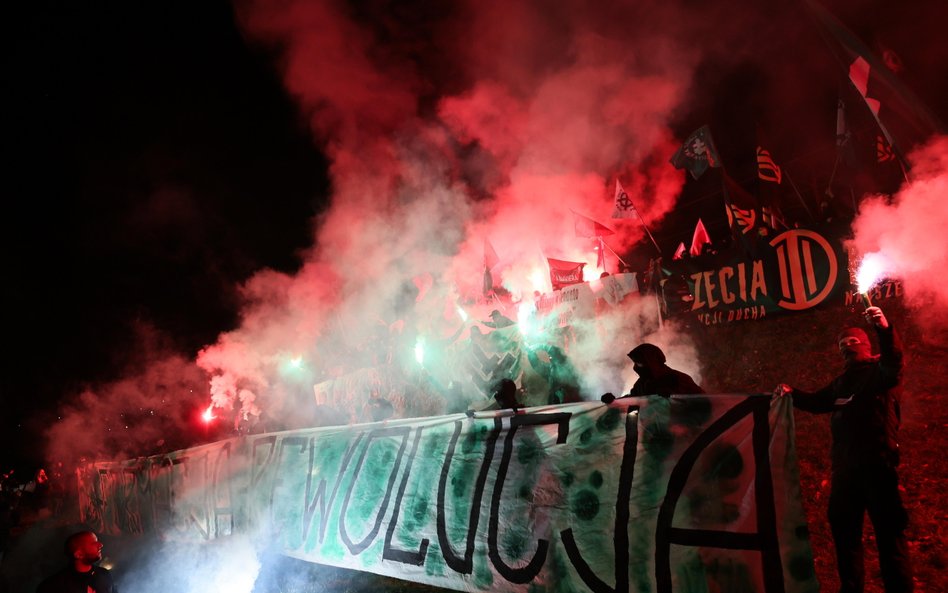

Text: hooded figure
xmin=625 ymin=343 xmax=703 ymax=398
xmin=774 ymin=306 xmax=912 ymax=593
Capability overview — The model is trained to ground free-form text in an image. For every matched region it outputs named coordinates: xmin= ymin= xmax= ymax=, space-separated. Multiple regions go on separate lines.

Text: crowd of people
xmin=474 ymin=304 xmax=912 ymax=593
xmin=1 ymin=303 xmax=913 ymax=593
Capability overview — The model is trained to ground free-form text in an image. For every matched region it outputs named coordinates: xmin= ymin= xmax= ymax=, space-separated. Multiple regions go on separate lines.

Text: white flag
xmin=612 ymin=180 xmax=638 ymax=219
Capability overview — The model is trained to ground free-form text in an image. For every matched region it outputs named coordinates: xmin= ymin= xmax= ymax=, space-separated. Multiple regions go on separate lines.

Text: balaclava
xmin=837 ymin=327 xmax=873 ymax=365
xmin=628 ymin=343 xmax=666 ymax=379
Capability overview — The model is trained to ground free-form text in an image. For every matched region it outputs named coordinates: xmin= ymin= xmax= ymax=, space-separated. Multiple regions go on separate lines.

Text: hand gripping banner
xmin=79 ymin=394 xmax=818 ymax=593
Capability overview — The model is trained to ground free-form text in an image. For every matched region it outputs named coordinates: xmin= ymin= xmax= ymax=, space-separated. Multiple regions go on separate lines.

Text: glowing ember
xmin=855 ymin=252 xmax=892 ymax=294
xmin=202 ymin=404 xmax=216 ymax=423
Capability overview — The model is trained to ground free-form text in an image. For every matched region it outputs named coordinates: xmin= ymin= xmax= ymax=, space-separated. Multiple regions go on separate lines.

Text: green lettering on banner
xmin=81 ymin=395 xmax=818 ymax=593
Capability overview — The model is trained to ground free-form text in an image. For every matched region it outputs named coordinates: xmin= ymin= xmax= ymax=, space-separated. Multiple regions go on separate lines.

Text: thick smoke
xmin=848 ymin=135 xmax=948 ymax=343
xmin=44 ymin=322 xmax=210 ymax=468
xmin=42 ymin=0 xmax=867 ymax=460
xmin=191 ymin=0 xmax=721 ymax=428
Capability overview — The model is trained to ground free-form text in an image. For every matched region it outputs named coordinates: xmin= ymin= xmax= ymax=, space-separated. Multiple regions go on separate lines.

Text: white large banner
xmin=79 ymin=394 xmax=817 ymax=593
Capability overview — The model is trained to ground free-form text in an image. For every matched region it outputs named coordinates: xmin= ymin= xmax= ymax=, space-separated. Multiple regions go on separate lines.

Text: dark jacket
xmin=629 ymin=367 xmax=704 ymax=398
xmin=791 ymin=325 xmax=903 ymax=470
xmin=37 ymin=565 xmax=117 ymax=593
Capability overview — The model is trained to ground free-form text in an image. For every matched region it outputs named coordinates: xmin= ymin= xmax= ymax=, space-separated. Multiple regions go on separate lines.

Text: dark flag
xmin=483 ymin=239 xmax=500 ymax=296
xmin=835 ymin=96 xmax=859 ymax=167
xmin=547 ymin=258 xmax=586 ymax=291
xmin=670 ymin=125 xmax=722 ymax=180
xmin=805 ymin=0 xmax=944 ymax=167
xmin=723 ymin=173 xmax=759 ymax=237
xmin=876 ymin=135 xmax=896 ymax=163
xmin=721 ymin=173 xmax=765 ymax=257
xmin=755 ymin=128 xmax=785 ymax=231
xmin=756 ymin=146 xmax=782 ymax=184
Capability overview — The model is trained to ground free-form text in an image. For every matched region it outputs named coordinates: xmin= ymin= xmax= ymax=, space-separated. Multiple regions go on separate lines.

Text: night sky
xmin=4 ymin=0 xmax=947 ymax=473
xmin=5 ymin=1 xmax=328 ymax=469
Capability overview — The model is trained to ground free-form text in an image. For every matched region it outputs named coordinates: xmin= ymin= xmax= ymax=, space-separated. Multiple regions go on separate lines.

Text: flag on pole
xmin=835 ymin=96 xmax=859 ymax=168
xmin=596 ymin=238 xmax=606 ymax=270
xmin=722 ymin=173 xmax=759 ymax=237
xmin=670 ymin=125 xmax=721 ymax=180
xmin=572 ymin=210 xmax=615 ymax=238
xmin=690 ymin=219 xmax=712 ymax=257
xmin=483 ymin=239 xmax=501 ymax=296
xmin=876 ymin=135 xmax=895 ymax=163
xmin=612 ymin=180 xmax=638 ymax=219
xmin=672 ymin=242 xmax=686 ymax=261
xmin=611 ymin=181 xmax=663 ymax=255
xmin=484 ymin=239 xmax=500 ymax=271
xmin=756 ymin=146 xmax=782 ymax=184
xmin=805 ymin=0 xmax=944 ymax=166
xmin=755 ymin=128 xmax=786 ymax=231
xmin=547 ymin=258 xmax=586 ymax=291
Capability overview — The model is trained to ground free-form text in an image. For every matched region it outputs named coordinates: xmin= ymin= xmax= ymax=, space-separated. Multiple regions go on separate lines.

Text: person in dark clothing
xmin=601 ymin=343 xmax=703 ymax=403
xmin=468 ymin=378 xmax=521 ymax=412
xmin=774 ymin=306 xmax=913 ymax=593
xmin=37 ymin=530 xmax=117 ymax=593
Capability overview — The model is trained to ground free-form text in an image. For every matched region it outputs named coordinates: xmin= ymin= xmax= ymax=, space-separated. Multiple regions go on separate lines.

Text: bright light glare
xmin=856 ymin=252 xmax=892 ymax=294
xmin=289 ymin=355 xmax=303 ymax=369
xmin=455 ymin=305 xmax=468 ymax=322
xmin=202 ymin=404 xmax=216 ymax=423
xmin=529 ymin=268 xmax=546 ymax=292
xmin=517 ymin=301 xmax=538 ymax=338
xmin=414 ymin=337 xmax=425 ymax=365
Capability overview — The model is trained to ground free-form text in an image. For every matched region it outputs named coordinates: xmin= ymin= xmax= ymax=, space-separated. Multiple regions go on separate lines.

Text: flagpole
xmin=783 ymin=169 xmax=816 ymax=221
xmin=623 ymin=195 xmax=663 ymax=255
xmin=599 ymin=238 xmax=630 ymax=269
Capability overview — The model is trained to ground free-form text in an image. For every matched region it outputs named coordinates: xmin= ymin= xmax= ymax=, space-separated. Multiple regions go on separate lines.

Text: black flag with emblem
xmin=670 ymin=125 xmax=722 ymax=180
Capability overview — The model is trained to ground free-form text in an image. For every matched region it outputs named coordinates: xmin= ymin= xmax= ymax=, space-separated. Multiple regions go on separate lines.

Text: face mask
xmin=633 ymin=363 xmax=652 ymax=379
xmin=839 ymin=338 xmax=872 ymax=362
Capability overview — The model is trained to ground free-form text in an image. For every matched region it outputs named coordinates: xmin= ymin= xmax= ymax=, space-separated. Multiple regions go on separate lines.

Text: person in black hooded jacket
xmin=626 ymin=343 xmax=703 ymax=398
xmin=774 ymin=305 xmax=913 ymax=593
xmin=601 ymin=343 xmax=703 ymax=404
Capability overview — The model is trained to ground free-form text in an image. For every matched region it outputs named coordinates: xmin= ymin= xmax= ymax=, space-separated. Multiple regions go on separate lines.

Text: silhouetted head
xmin=627 ymin=343 xmax=666 ymax=379
xmin=492 ymin=378 xmax=519 ymax=408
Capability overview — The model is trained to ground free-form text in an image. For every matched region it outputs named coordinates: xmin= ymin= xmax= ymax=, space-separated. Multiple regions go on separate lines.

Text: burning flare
xmin=855 ymin=252 xmax=893 ymax=296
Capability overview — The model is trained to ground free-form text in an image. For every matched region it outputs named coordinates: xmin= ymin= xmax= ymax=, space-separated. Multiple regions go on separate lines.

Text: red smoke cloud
xmin=53 ymin=0 xmax=945 ymax=457
xmin=849 ymin=136 xmax=948 ymax=329
xmin=189 ymin=0 xmax=760 ymax=425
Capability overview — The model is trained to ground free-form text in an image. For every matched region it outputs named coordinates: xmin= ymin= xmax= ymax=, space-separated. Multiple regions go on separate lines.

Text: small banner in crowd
xmin=547 ymin=258 xmax=586 ymax=291
xmin=80 ymin=394 xmax=818 ymax=593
